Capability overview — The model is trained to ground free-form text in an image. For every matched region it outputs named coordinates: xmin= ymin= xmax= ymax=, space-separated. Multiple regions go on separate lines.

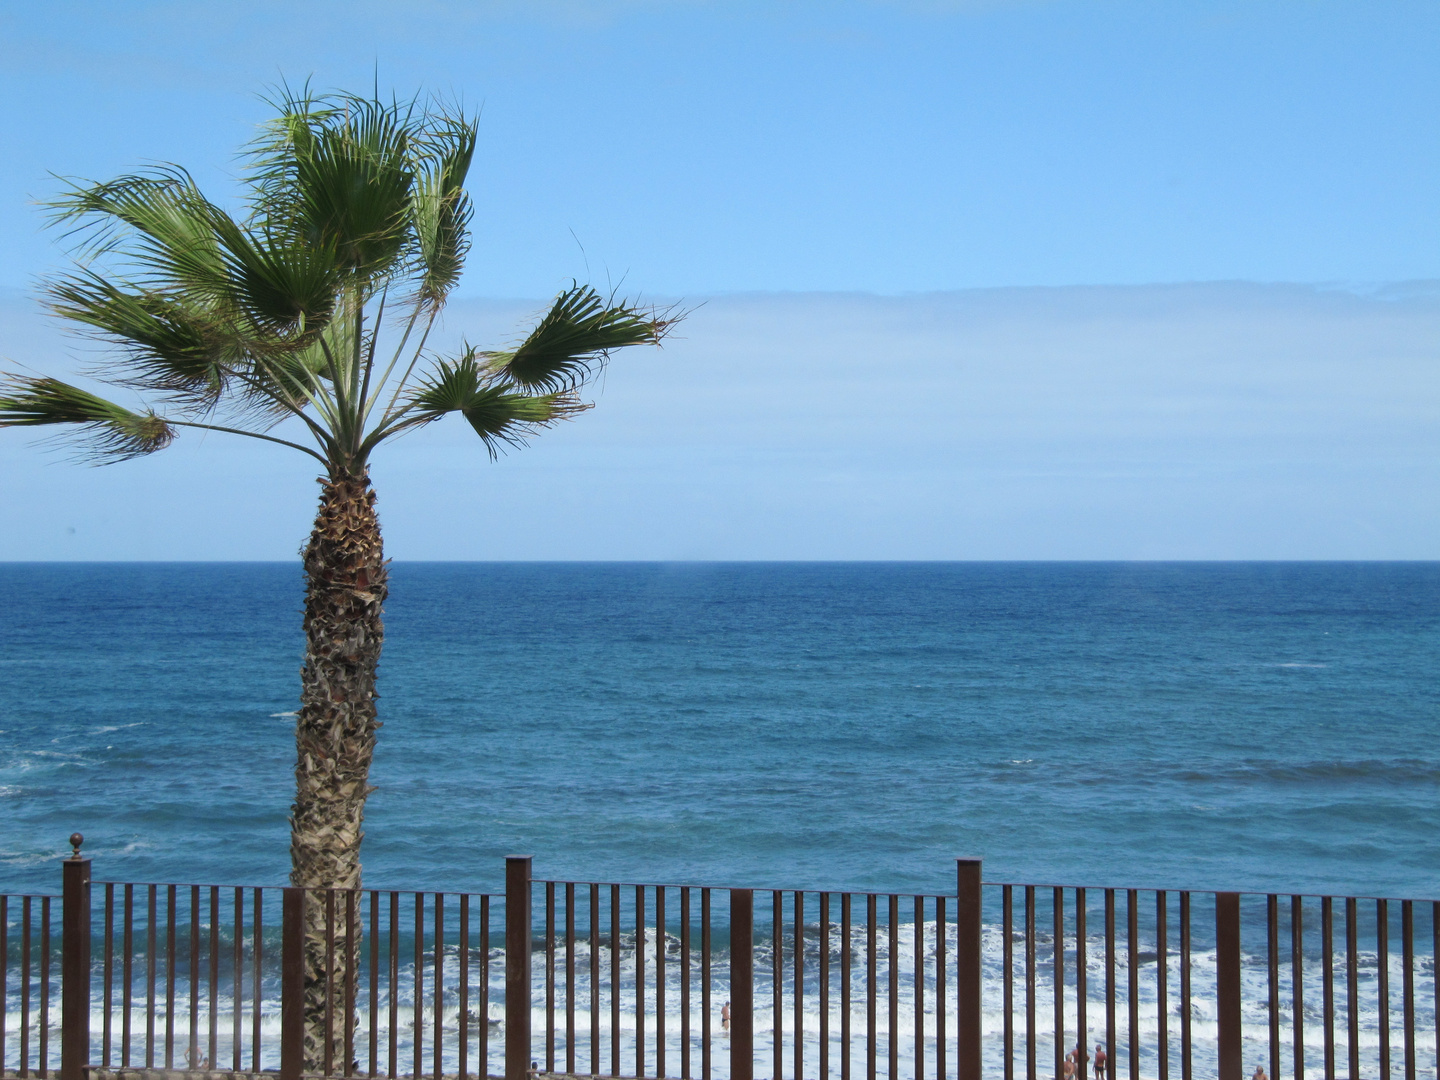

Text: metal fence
xmin=2 ymin=844 xmax=1436 ymax=1080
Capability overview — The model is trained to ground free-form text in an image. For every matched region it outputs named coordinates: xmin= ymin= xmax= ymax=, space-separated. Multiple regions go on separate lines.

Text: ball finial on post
xmin=68 ymin=833 xmax=83 ymax=860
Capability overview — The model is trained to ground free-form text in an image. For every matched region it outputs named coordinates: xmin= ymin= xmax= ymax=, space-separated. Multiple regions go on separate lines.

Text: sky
xmin=0 ymin=1 xmax=1436 ymax=559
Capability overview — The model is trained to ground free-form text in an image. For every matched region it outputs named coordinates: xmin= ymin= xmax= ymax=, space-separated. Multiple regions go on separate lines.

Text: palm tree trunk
xmin=291 ymin=469 xmax=387 ymax=1073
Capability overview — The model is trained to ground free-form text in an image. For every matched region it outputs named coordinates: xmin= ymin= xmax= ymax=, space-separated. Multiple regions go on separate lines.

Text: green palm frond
xmin=411 ymin=112 xmax=476 ymax=307
xmin=293 ymin=97 xmax=416 ymax=280
xmin=49 ymin=169 xmax=231 ymax=298
xmin=486 ymin=284 xmax=672 ymax=393
xmin=0 ymin=375 xmax=174 ymax=461
xmin=48 ymin=270 xmax=233 ymax=407
xmin=406 ymin=354 xmax=589 ymax=457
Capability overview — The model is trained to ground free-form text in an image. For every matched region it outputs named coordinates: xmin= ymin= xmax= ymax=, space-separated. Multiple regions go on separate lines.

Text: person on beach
xmin=1075 ymin=1046 xmax=1089 ymax=1075
xmin=1063 ymin=1052 xmax=1076 ymax=1080
xmin=721 ymin=1001 xmax=731 ymax=1033
xmin=1252 ymin=1068 xmax=1267 ymax=1080
xmin=1093 ymin=1045 xmax=1106 ymax=1079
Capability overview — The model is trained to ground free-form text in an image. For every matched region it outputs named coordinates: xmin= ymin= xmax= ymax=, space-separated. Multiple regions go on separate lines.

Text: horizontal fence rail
xmin=2 ymin=844 xmax=1436 ymax=1080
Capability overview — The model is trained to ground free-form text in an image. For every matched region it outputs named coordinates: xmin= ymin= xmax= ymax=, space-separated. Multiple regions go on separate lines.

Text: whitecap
xmin=269 ymin=711 xmax=298 ymax=718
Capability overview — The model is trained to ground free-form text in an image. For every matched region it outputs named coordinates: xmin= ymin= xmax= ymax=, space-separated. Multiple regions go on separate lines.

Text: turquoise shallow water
xmin=0 ymin=562 xmax=1436 ymax=898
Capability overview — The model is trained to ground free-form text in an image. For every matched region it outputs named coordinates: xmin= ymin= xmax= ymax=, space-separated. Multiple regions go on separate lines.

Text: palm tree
xmin=0 ymin=87 xmax=674 ymax=1067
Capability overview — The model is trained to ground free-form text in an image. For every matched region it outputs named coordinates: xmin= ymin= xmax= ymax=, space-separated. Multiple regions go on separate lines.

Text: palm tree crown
xmin=0 ymin=87 xmax=672 ymax=470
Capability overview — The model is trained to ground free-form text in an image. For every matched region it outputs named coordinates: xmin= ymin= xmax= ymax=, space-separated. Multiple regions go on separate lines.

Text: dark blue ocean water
xmin=0 ymin=562 xmax=1436 ymax=900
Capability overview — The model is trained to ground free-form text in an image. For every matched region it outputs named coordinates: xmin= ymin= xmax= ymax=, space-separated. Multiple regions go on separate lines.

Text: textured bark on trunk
xmin=290 ymin=470 xmax=387 ymax=1073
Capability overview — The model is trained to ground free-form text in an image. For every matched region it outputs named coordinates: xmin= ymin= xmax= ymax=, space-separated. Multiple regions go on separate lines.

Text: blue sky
xmin=0 ymin=1 xmax=1436 ymax=558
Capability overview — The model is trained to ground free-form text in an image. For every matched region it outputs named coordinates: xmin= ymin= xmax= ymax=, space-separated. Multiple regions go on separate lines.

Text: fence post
xmin=281 ymin=887 xmax=306 ymax=1080
xmin=729 ymin=889 xmax=754 ymax=1080
xmin=61 ymin=834 xmax=90 ymax=1080
xmin=506 ymin=856 xmax=533 ymax=1080
xmin=1216 ymin=892 xmax=1242 ymax=1080
xmin=956 ymin=858 xmax=983 ymax=1080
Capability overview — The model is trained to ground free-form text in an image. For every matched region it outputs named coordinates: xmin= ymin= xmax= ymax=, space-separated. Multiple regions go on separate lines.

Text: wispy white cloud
xmin=2 ymin=282 xmax=1431 ymax=560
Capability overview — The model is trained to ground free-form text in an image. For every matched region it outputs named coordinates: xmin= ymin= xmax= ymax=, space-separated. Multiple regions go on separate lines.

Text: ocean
xmin=0 ymin=560 xmax=1434 ymax=897
xmin=1 ymin=561 xmax=1437 ymax=1078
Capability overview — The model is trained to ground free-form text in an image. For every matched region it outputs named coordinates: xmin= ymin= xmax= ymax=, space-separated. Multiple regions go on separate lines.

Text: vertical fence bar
xmin=370 ymin=891 xmax=380 ymax=1078
xmin=1379 ymin=899 xmax=1391 ymax=1080
xmin=165 ymin=884 xmax=175 ymax=1070
xmin=233 ymin=889 xmax=243 ymax=1072
xmin=1126 ymin=892 xmax=1137 ymax=1080
xmin=281 ymin=888 xmax=305 ymax=1080
xmin=506 ymin=857 xmax=533 ymax=1080
xmin=1157 ymin=892 xmax=1168 ymax=1080
xmin=1105 ymin=890 xmax=1116 ymax=1080
xmin=435 ymin=893 xmax=445 ymax=1080
xmin=591 ymin=884 xmax=601 ymax=1079
xmin=40 ymin=899 xmax=50 ymax=1078
xmin=460 ymin=894 xmax=470 ymax=1080
xmin=1291 ymin=896 xmax=1304 ymax=1080
xmin=774 ymin=892 xmax=783 ymax=1080
xmin=1003 ymin=887 xmax=1014 ymax=1080
xmin=1078 ymin=889 xmax=1088 ymax=1072
xmin=657 ymin=885 xmax=666 ymax=1080
xmin=344 ymin=895 xmax=358 ymax=1073
xmin=820 ymin=892 xmax=830 ymax=1080
xmin=611 ymin=884 xmax=620 ymax=1080
xmin=326 ymin=891 xmax=337 ymax=1079
xmin=702 ymin=888 xmax=712 ymax=1080
xmin=1433 ymin=903 xmax=1439 ymax=1080
xmin=1346 ymin=898 xmax=1359 ymax=1080
xmin=567 ymin=884 xmax=576 ymax=1078
xmin=389 ymin=892 xmax=400 ymax=1080
xmin=1404 ymin=900 xmax=1416 ymax=1080
xmin=102 ymin=884 xmax=113 ymax=1069
xmin=21 ymin=896 xmax=31 ymax=1079
xmin=42 ymin=896 xmax=52 ymax=1077
xmin=914 ymin=895 xmax=923 ymax=1080
xmin=888 ymin=894 xmax=898 ymax=1080
xmin=0 ymin=895 xmax=7 ymax=1075
xmin=1054 ymin=889 xmax=1064 ymax=1080
xmin=189 ymin=884 xmax=200 ymax=1069
xmin=956 ymin=859 xmax=982 ymax=1080
xmin=731 ymin=889 xmax=755 ymax=1080
xmin=842 ymin=893 xmax=852 ymax=1080
xmin=146 ymin=886 xmax=156 ymax=1070
xmin=681 ymin=887 xmax=691 ymax=1080
xmin=1180 ymin=892 xmax=1191 ymax=1080
xmin=1215 ymin=893 xmax=1241 ymax=1080
xmin=123 ymin=886 xmax=134 ymax=1069
xmin=61 ymin=848 xmax=91 ymax=1080
xmin=253 ymin=889 xmax=263 ymax=1074
xmin=1026 ymin=887 xmax=1037 ymax=1080
xmin=936 ymin=894 xmax=947 ymax=1080
xmin=546 ymin=884 xmax=555 ymax=1075
xmin=797 ymin=892 xmax=806 ymax=1080
xmin=482 ymin=894 xmax=492 ymax=1080
xmin=209 ymin=885 xmax=219 ymax=1069
xmin=1322 ymin=896 xmax=1335 ymax=1080
xmin=867 ymin=895 xmax=877 ymax=1080
xmin=641 ymin=885 xmax=650 ymax=1080
xmin=414 ymin=893 xmax=425 ymax=1080
xmin=1266 ymin=895 xmax=1279 ymax=1080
